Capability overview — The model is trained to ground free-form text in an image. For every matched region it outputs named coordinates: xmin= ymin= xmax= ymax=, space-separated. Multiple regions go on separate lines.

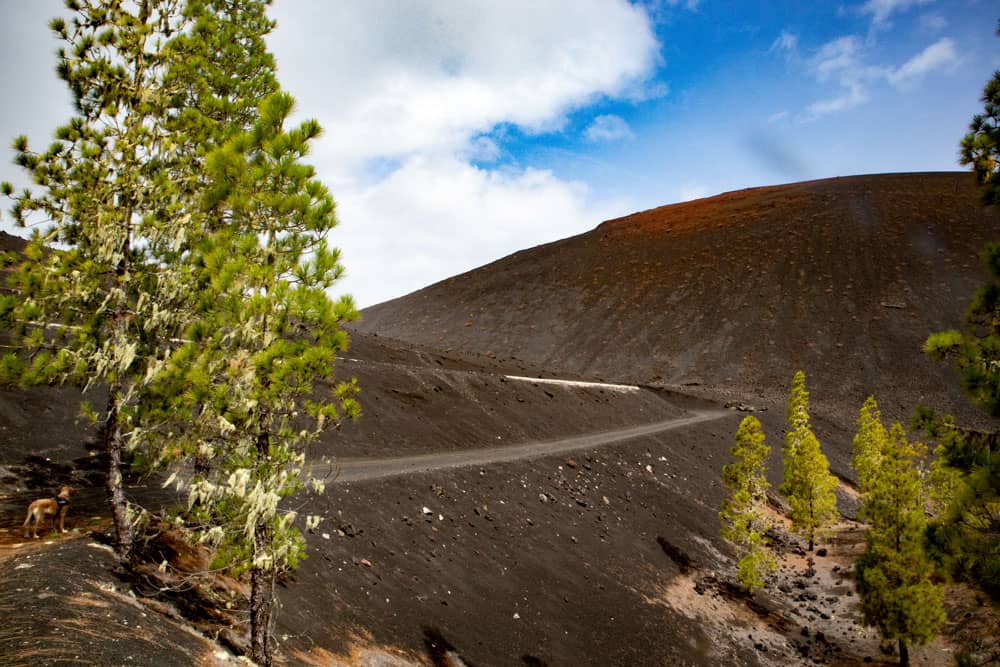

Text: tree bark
xmin=249 ymin=520 xmax=274 ymax=667
xmin=104 ymin=386 xmax=133 ymax=564
xmin=250 ymin=426 xmax=274 ymax=666
xmin=898 ymin=638 xmax=909 ymax=667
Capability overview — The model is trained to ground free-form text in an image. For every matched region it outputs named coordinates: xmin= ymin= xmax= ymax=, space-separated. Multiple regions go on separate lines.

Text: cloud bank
xmin=266 ymin=1 xmax=660 ymax=306
xmin=801 ymin=33 xmax=957 ymax=120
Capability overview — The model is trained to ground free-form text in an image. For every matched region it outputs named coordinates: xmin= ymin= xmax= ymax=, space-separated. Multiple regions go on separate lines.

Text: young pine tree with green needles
xmin=151 ymin=91 xmax=359 ymax=666
xmin=853 ymin=395 xmax=888 ymax=496
xmin=720 ymin=415 xmax=776 ymax=592
xmin=780 ymin=371 xmax=839 ymax=551
xmin=855 ymin=423 xmax=945 ymax=667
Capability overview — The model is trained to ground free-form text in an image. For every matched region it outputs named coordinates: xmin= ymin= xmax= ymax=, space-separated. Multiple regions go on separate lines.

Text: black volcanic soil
xmin=356 ymin=172 xmax=1000 ymax=428
xmin=3 ymin=331 xmax=997 ymax=666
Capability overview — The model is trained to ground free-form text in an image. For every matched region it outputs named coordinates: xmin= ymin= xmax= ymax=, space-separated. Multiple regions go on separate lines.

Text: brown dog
xmin=22 ymin=485 xmax=73 ymax=538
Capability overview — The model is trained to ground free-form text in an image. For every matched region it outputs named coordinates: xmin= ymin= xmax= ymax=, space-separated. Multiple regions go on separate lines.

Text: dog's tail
xmin=22 ymin=506 xmax=34 ymax=536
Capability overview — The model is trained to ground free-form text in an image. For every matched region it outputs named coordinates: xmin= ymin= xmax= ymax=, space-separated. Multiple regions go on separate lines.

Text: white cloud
xmin=813 ymin=36 xmax=863 ymax=80
xmin=585 ymin=114 xmax=634 ymax=142
xmin=861 ymin=0 xmax=934 ymax=29
xmin=807 ymin=82 xmax=869 ymax=117
xmin=801 ymin=33 xmax=955 ymax=120
xmin=269 ymin=1 xmax=660 ymax=170
xmin=887 ymin=37 xmax=958 ymax=87
xmin=335 ymin=156 xmax=624 ymax=305
xmin=771 ymin=30 xmax=799 ymax=54
xmin=262 ymin=2 xmax=661 ymax=305
xmin=803 ymin=36 xmax=880 ymax=119
xmin=464 ymin=135 xmax=502 ymax=163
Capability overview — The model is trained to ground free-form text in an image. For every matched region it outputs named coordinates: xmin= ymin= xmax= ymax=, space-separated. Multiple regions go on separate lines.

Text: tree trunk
xmin=104 ymin=387 xmax=133 ymax=564
xmin=898 ymin=638 xmax=909 ymax=667
xmin=249 ymin=520 xmax=274 ymax=667
xmin=249 ymin=426 xmax=274 ymax=666
xmin=107 ymin=194 xmax=134 ymax=566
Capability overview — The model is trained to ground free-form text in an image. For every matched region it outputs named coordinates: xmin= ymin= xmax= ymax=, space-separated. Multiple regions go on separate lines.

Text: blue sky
xmin=1 ymin=1 xmax=998 ymax=306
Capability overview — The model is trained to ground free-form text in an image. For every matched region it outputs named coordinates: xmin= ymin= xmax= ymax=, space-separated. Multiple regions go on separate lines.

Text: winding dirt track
xmin=324 ymin=409 xmax=732 ymax=483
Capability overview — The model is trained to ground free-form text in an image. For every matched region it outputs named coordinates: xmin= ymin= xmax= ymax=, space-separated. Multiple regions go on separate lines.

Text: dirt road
xmin=324 ymin=409 xmax=732 ymax=483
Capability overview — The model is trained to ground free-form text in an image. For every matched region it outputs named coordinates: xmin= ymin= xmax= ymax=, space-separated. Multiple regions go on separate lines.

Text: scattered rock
xmin=565 ymin=459 xmax=577 ymax=469
xmin=815 ymin=548 xmax=828 ymax=557
xmin=724 ymin=402 xmax=766 ymax=412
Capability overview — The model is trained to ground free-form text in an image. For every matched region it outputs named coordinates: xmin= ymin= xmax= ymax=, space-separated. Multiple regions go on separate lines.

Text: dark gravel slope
xmin=356 ymin=172 xmax=1000 ymax=426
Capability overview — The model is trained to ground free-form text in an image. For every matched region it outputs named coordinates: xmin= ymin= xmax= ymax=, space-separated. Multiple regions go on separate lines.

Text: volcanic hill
xmin=357 ymin=172 xmax=1000 ymax=425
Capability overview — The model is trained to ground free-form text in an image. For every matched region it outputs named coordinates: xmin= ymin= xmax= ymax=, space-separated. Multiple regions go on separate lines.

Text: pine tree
xmin=126 ymin=0 xmax=281 ymax=472
xmin=922 ymin=49 xmax=1000 ymax=602
xmin=138 ymin=3 xmax=357 ymax=663
xmin=155 ymin=92 xmax=359 ymax=666
xmin=780 ymin=371 xmax=839 ymax=550
xmin=958 ymin=67 xmax=1000 ymax=206
xmin=0 ymin=0 xmax=198 ymax=563
xmin=853 ymin=396 xmax=887 ymax=495
xmin=1 ymin=4 xmax=356 ymax=662
xmin=720 ymin=416 xmax=776 ymax=592
xmin=913 ymin=408 xmax=1000 ymax=600
xmin=855 ymin=423 xmax=945 ymax=666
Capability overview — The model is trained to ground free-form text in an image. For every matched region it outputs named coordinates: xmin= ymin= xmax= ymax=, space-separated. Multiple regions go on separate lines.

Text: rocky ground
xmin=1 ymin=333 xmax=997 ymax=665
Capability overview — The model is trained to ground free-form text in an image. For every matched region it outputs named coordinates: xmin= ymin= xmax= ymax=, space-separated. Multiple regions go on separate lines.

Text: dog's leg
xmin=22 ymin=509 xmax=33 ymax=538
xmin=58 ymin=506 xmax=68 ymax=533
